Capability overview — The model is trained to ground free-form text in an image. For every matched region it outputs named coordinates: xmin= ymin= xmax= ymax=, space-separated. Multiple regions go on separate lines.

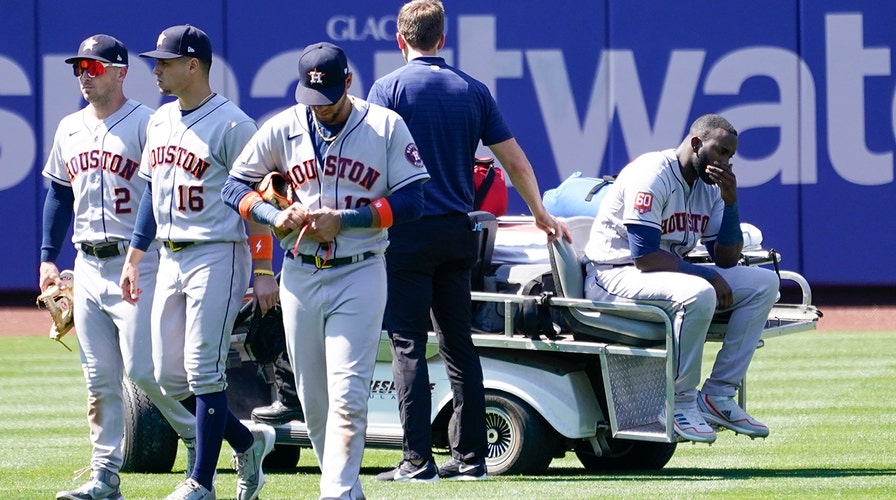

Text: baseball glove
xmin=257 ymin=171 xmax=293 ymax=239
xmin=244 ymin=304 xmax=286 ymax=365
xmin=36 ymin=269 xmax=75 ymax=351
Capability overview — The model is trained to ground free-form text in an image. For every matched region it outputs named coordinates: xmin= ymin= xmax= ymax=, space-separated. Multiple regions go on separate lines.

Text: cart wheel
xmin=450 ymin=391 xmax=557 ymax=475
xmin=575 ymin=437 xmax=676 ymax=471
xmin=121 ymin=377 xmax=178 ymax=473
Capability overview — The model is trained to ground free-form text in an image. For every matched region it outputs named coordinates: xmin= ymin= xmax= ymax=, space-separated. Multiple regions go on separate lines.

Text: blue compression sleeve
xmin=716 ymin=202 xmax=743 ymax=246
xmin=223 ymin=175 xmax=283 ymax=226
xmin=222 ymin=175 xmax=254 ymax=212
xmin=41 ymin=182 xmax=74 ymax=262
xmin=626 ymin=223 xmax=661 ymax=259
xmin=678 ymin=260 xmax=718 ymax=282
xmin=339 ymin=179 xmax=425 ymax=228
xmin=130 ymin=183 xmax=157 ymax=251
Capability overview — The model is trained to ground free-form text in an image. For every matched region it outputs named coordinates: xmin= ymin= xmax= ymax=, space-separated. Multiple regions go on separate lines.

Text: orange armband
xmin=371 ymin=198 xmax=393 ymax=228
xmin=238 ymin=191 xmax=265 ymax=221
xmin=249 ymin=234 xmax=273 ymax=260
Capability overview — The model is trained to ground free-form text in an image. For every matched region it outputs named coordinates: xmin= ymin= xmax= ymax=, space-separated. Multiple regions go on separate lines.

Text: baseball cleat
xmin=56 ymin=468 xmax=123 ymax=500
xmin=698 ymin=392 xmax=770 ymax=438
xmin=164 ymin=478 xmax=215 ymax=500
xmin=233 ymin=424 xmax=276 ymax=500
xmin=658 ymin=405 xmax=717 ymax=444
xmin=375 ymin=459 xmax=439 ymax=482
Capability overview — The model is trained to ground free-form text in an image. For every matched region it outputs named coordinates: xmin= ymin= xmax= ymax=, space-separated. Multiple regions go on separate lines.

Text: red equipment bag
xmin=473 ymin=157 xmax=508 ymax=216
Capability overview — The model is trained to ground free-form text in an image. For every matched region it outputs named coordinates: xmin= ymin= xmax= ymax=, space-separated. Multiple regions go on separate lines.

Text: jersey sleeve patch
xmin=404 ymin=143 xmax=425 ymax=169
xmin=633 ymin=191 xmax=653 ymax=214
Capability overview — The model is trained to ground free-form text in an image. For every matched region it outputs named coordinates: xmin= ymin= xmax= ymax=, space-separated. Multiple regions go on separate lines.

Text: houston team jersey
xmin=230 ymin=97 xmax=430 ymax=257
xmin=43 ymin=99 xmax=151 ymax=245
xmin=584 ymin=149 xmax=724 ymax=265
xmin=139 ymin=94 xmax=257 ymax=243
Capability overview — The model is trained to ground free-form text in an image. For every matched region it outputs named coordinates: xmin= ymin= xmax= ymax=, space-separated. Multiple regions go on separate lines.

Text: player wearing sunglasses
xmin=43 ymin=34 xmax=197 ymax=500
xmin=71 ymin=58 xmax=127 ymax=78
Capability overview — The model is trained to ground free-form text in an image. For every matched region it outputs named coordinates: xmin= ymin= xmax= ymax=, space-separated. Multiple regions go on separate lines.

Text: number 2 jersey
xmin=43 ymin=99 xmax=151 ymax=245
xmin=138 ymin=94 xmax=257 ymax=243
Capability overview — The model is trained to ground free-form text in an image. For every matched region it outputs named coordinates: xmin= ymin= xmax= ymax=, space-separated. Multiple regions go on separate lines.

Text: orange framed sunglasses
xmin=72 ymin=59 xmax=126 ymax=78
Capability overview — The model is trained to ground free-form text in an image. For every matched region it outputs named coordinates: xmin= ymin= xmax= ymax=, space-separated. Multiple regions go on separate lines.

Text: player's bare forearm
xmin=119 ymin=248 xmax=146 ymax=305
xmin=712 ymin=242 xmax=743 ymax=268
xmin=633 ymin=249 xmax=684 ymax=273
xmin=490 ymin=138 xmax=572 ymax=243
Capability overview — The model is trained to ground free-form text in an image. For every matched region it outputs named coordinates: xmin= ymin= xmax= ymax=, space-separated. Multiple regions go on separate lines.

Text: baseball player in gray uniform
xmin=223 ymin=42 xmax=429 ymax=500
xmin=39 ymin=34 xmax=196 ymax=500
xmin=118 ymin=25 xmax=274 ymax=500
xmin=583 ymin=114 xmax=778 ymax=444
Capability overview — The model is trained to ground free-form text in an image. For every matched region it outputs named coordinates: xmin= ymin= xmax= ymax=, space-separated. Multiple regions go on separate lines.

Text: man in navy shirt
xmin=369 ymin=0 xmax=570 ymax=482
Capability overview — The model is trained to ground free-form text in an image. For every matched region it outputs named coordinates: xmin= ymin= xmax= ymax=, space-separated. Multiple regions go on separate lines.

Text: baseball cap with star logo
xmin=294 ymin=42 xmax=349 ymax=106
xmin=139 ymin=24 xmax=212 ymax=61
xmin=64 ymin=34 xmax=128 ymax=65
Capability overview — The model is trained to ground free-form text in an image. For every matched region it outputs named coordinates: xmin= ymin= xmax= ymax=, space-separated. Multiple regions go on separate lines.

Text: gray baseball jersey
xmin=139 ymin=94 xmax=257 ymax=243
xmin=230 ymin=96 xmax=428 ymax=499
xmin=584 ymin=149 xmax=724 ymax=265
xmin=44 ymin=99 xmax=151 ymax=243
xmin=230 ymin=97 xmax=430 ymax=257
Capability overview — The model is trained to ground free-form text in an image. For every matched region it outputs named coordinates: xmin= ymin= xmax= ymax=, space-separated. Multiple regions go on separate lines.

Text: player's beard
xmin=693 ymin=150 xmax=716 ymax=185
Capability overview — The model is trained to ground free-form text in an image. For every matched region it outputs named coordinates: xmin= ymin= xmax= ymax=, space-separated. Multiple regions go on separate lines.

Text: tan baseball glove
xmin=257 ymin=171 xmax=294 ymax=239
xmin=36 ymin=269 xmax=75 ymax=351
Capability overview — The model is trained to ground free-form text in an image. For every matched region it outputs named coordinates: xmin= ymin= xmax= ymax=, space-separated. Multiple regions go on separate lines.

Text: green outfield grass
xmin=1 ymin=331 xmax=894 ymax=499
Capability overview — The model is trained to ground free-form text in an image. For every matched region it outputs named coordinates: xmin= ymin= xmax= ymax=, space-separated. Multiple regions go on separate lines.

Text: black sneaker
xmin=438 ymin=457 xmax=487 ymax=481
xmin=375 ymin=459 xmax=439 ymax=482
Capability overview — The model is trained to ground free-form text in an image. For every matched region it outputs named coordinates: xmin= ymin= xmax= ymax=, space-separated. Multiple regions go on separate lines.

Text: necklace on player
xmin=311 ymin=113 xmax=345 ymax=143
xmin=197 ymin=92 xmax=216 ymax=108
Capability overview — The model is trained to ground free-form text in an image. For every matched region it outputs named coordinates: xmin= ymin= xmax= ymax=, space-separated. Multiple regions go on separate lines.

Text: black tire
xmin=121 ymin=376 xmax=179 ymax=473
xmin=450 ymin=391 xmax=557 ymax=475
xmin=575 ymin=437 xmax=676 ymax=471
xmin=263 ymin=444 xmax=301 ymax=471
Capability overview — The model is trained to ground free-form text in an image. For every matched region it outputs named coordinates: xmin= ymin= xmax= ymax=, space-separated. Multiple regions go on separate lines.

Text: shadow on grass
xmin=496 ymin=466 xmax=896 ymax=481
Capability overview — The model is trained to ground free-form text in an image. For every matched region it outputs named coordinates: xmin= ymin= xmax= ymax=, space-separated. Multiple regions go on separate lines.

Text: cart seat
xmin=548 ymin=237 xmax=666 ymax=346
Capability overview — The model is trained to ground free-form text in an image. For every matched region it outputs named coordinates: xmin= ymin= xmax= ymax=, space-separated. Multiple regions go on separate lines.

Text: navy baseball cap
xmin=64 ymin=34 xmax=128 ymax=65
xmin=139 ymin=24 xmax=212 ymax=61
xmin=294 ymin=42 xmax=349 ymax=105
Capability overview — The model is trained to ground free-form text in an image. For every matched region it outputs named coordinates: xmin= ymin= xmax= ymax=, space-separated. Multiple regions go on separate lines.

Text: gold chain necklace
xmin=312 ymin=113 xmax=345 ymax=143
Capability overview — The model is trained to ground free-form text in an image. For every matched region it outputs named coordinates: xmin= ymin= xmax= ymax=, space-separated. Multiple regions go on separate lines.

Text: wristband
xmin=249 ymin=234 xmax=273 ymax=260
xmin=238 ymin=191 xmax=264 ymax=221
xmin=253 ymin=269 xmax=275 ymax=277
xmin=370 ymin=198 xmax=393 ymax=228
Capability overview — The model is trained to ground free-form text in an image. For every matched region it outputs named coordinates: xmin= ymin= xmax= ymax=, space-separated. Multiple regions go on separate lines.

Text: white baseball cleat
xmin=698 ymin=392 xmax=770 ymax=438
xmin=233 ymin=424 xmax=276 ymax=500
xmin=659 ymin=404 xmax=717 ymax=444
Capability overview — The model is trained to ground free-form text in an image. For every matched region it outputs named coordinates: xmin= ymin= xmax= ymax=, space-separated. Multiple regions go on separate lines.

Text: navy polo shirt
xmin=368 ymin=56 xmax=512 ymax=217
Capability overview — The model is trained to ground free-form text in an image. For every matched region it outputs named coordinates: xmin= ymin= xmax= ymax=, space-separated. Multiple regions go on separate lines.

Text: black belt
xmin=80 ymin=241 xmax=125 ymax=259
xmin=286 ymin=250 xmax=375 ymax=269
xmin=163 ymin=241 xmax=196 ymax=252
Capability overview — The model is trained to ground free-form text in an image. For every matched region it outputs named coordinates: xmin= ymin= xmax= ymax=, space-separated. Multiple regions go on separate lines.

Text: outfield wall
xmin=1 ymin=0 xmax=893 ymax=291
